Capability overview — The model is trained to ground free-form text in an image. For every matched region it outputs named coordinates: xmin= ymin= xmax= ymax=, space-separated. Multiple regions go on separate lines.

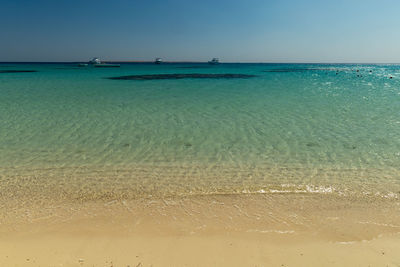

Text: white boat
xmin=89 ymin=57 xmax=102 ymax=65
xmin=208 ymin=58 xmax=219 ymax=65
xmin=155 ymin=58 xmax=162 ymax=64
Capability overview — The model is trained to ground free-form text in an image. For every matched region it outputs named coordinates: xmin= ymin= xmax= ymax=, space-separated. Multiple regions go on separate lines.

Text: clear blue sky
xmin=1 ymin=0 xmax=400 ymax=62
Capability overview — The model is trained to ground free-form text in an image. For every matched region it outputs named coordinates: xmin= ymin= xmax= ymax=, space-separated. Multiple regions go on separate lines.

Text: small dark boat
xmin=208 ymin=58 xmax=220 ymax=65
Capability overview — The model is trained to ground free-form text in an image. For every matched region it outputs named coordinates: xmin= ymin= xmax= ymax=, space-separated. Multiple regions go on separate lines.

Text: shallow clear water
xmin=1 ymin=63 xmax=399 ymax=199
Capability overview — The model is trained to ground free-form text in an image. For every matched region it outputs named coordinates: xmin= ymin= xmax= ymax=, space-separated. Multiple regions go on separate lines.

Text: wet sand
xmin=1 ymin=193 xmax=400 ymax=266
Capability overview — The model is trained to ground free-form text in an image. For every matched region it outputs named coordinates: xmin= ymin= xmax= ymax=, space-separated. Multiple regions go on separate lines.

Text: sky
xmin=1 ymin=0 xmax=400 ymax=63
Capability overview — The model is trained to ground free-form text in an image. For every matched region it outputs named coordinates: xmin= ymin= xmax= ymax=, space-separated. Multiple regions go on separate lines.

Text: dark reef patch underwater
xmin=0 ymin=70 xmax=37 ymax=73
xmin=108 ymin=73 xmax=257 ymax=80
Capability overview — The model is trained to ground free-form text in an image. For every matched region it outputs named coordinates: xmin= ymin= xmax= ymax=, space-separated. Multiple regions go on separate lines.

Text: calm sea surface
xmin=1 ymin=63 xmax=399 ymax=199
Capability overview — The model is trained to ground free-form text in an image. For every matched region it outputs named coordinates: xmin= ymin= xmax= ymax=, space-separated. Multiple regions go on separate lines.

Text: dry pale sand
xmin=2 ymin=231 xmax=400 ymax=267
xmin=1 ymin=193 xmax=400 ymax=266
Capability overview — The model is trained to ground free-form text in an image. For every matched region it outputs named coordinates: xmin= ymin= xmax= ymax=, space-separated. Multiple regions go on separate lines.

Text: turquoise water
xmin=1 ymin=63 xmax=400 ymax=199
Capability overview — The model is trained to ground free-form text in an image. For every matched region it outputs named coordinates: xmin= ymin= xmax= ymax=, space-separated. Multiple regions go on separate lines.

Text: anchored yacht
xmin=89 ymin=57 xmax=102 ymax=65
xmin=80 ymin=58 xmax=120 ymax=67
xmin=208 ymin=58 xmax=220 ymax=65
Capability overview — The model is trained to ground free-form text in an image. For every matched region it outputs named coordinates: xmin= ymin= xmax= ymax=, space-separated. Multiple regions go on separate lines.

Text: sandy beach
xmin=1 ymin=193 xmax=400 ymax=266
xmin=2 ymin=229 xmax=400 ymax=267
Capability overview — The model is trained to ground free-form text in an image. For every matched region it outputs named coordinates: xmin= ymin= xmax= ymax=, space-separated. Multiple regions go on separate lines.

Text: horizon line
xmin=1 ymin=61 xmax=400 ymax=64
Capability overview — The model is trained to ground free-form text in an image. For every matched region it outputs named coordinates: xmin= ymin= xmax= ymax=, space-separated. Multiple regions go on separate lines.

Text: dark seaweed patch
xmin=343 ymin=143 xmax=357 ymax=150
xmin=0 ymin=70 xmax=37 ymax=73
xmin=306 ymin=142 xmax=319 ymax=147
xmin=108 ymin=73 xmax=256 ymax=80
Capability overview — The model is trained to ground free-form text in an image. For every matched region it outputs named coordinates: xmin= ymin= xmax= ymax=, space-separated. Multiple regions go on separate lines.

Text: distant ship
xmin=208 ymin=58 xmax=220 ymax=65
xmin=154 ymin=58 xmax=162 ymax=64
xmin=78 ymin=58 xmax=120 ymax=67
xmin=89 ymin=57 xmax=102 ymax=65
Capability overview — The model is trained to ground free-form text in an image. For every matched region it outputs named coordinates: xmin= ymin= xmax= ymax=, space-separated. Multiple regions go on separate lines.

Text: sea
xmin=1 ymin=63 xmax=399 ymax=201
